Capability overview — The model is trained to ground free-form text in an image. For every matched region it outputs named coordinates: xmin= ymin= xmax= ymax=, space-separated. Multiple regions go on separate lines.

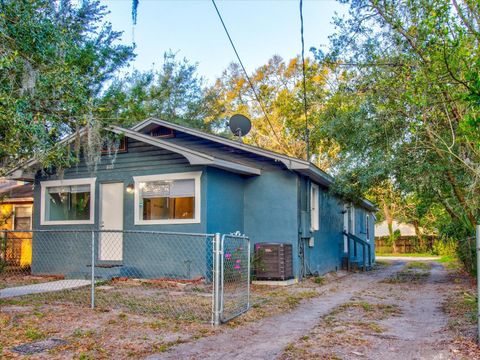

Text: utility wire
xmin=210 ymin=0 xmax=285 ymax=151
xmin=299 ymin=0 xmax=309 ymax=162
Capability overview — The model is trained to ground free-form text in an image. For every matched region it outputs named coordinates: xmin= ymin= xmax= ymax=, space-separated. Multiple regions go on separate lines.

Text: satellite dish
xmin=229 ymin=114 xmax=252 ymax=137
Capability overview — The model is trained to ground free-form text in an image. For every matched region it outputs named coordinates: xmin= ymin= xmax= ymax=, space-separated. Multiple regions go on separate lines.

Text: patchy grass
xmin=381 ymin=269 xmax=430 ymax=284
xmin=374 ymin=260 xmax=393 ymax=267
xmin=405 ymin=261 xmax=433 ymax=270
xmin=441 ymin=269 xmax=480 ymax=359
xmin=438 ymin=256 xmax=463 ymax=271
xmin=375 ymin=253 xmax=436 ymax=257
xmin=228 ymin=288 xmax=319 ymax=327
xmin=228 ymin=272 xmax=347 ymax=327
xmin=311 ymin=276 xmax=325 ymax=285
xmin=25 ymin=327 xmax=46 ymax=341
xmin=0 ymin=272 xmax=344 ymax=358
xmin=335 ymin=301 xmax=401 ymax=320
xmin=280 ymin=297 xmax=399 ymax=360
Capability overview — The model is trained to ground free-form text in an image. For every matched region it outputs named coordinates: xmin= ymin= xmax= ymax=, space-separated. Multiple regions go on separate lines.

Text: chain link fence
xmin=0 ymin=230 xmax=250 ymax=325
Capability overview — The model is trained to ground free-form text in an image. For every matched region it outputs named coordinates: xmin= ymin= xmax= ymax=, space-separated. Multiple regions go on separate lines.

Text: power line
xmin=210 ymin=0 xmax=285 ymax=151
xmin=299 ymin=0 xmax=309 ymax=162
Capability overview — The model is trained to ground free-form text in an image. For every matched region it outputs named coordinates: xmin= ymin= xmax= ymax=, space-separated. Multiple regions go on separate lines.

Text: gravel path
xmin=147 ymin=263 xmax=403 ymax=360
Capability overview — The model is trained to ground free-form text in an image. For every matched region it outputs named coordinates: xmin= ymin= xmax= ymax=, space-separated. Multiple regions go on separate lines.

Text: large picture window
xmin=40 ymin=178 xmax=96 ymax=225
xmin=134 ymin=172 xmax=201 ymax=225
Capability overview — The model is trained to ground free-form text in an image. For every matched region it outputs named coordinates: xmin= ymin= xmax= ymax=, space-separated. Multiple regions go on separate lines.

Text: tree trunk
xmin=412 ymin=220 xmax=424 ymax=252
xmin=383 ymin=202 xmax=397 ymax=253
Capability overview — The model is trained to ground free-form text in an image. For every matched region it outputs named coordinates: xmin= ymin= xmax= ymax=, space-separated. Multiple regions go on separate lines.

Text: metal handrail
xmin=343 ymin=231 xmax=372 ymax=272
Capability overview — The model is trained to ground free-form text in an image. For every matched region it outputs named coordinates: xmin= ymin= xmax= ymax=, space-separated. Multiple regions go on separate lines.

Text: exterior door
xmin=99 ymin=182 xmax=124 ymax=261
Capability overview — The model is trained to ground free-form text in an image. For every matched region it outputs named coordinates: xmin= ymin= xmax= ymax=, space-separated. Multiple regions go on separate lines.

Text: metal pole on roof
xmin=476 ymin=225 xmax=480 ymax=344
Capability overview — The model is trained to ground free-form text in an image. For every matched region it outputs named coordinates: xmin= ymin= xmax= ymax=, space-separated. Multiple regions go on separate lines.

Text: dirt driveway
xmin=150 ymin=259 xmax=479 ymax=360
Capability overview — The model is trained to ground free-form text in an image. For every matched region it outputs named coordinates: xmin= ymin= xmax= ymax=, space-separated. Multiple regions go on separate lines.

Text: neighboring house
xmin=0 ymin=182 xmax=34 ymax=267
xmin=375 ymin=220 xmax=435 ymax=253
xmin=375 ymin=220 xmax=418 ymax=238
xmin=8 ymin=118 xmax=375 ymax=280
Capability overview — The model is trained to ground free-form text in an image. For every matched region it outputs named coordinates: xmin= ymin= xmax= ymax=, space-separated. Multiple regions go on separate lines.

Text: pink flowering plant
xmin=224 ymin=244 xmax=247 ymax=282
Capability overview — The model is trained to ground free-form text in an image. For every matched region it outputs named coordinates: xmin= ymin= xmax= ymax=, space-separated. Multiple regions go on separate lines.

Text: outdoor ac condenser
xmin=254 ymin=243 xmax=293 ymax=281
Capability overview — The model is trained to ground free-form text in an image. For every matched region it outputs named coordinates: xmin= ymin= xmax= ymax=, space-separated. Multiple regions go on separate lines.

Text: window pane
xmin=46 ymin=186 xmax=90 ymax=221
xmin=14 ymin=217 xmax=31 ymax=230
xmin=172 ymin=197 xmax=194 ymax=219
xmin=142 ymin=197 xmax=195 ymax=220
xmin=143 ymin=197 xmax=169 ymax=220
xmin=15 ymin=206 xmax=32 ymax=218
xmin=139 ymin=178 xmax=195 ymax=221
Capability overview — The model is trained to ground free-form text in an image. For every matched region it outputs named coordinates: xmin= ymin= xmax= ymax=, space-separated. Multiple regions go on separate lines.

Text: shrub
xmin=431 ymin=237 xmax=457 ymax=257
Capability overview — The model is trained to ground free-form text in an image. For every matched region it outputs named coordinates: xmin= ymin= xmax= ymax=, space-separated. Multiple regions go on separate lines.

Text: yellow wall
xmin=0 ymin=202 xmax=33 ymax=267
xmin=0 ymin=203 xmax=13 ymax=230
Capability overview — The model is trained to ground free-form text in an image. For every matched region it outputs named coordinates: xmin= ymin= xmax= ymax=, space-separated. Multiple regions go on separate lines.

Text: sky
xmin=102 ymin=0 xmax=347 ymax=84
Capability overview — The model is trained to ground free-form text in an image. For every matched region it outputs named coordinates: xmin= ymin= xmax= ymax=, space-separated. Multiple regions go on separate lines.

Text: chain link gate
xmin=212 ymin=232 xmax=251 ymax=325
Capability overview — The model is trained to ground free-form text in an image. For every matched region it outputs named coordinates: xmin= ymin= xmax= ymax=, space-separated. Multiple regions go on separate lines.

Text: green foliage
xmin=431 ymin=238 xmax=458 ymax=257
xmin=315 ymin=0 xmax=480 ymax=262
xmin=0 ymin=0 xmax=134 ymax=173
xmin=210 ymin=56 xmax=338 ymax=169
xmin=101 ymin=51 xmax=219 ymax=131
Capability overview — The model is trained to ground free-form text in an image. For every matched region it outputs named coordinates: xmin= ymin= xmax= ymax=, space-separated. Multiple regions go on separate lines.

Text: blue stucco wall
xmin=306 ymin=187 xmax=344 ymax=275
xmin=32 ymin=138 xmax=211 ymax=279
xmin=205 ymin=167 xmax=245 ymax=235
xmin=243 ymin=170 xmax=300 ymax=277
xmin=30 ymin=135 xmax=375 ymax=280
xmin=297 ymin=176 xmax=343 ymax=277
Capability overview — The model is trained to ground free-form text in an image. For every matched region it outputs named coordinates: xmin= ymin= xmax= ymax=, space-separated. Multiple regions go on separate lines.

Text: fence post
xmin=476 ymin=225 xmax=480 ymax=345
xmin=213 ymin=233 xmax=222 ymax=326
xmin=91 ymin=230 xmax=95 ymax=309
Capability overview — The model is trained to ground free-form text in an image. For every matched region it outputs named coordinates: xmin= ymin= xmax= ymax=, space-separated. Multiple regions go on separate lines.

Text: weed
xmin=78 ymin=353 xmax=93 ymax=360
xmin=300 ymin=335 xmax=310 ymax=341
xmin=155 ymin=338 xmax=187 ymax=352
xmin=382 ymin=269 xmax=429 ymax=284
xmin=312 ymin=276 xmax=325 ymax=285
xmin=25 ymin=327 xmax=45 ymax=341
xmin=405 ymin=262 xmax=432 ymax=270
xmin=118 ymin=312 xmax=127 ymax=320
xmin=149 ymin=320 xmax=168 ymax=330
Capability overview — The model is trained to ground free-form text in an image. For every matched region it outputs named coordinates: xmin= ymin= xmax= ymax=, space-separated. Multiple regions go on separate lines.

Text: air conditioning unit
xmin=254 ymin=243 xmax=293 ymax=281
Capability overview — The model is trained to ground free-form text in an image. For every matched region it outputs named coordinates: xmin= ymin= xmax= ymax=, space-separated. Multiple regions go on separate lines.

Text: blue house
xmin=9 ymin=118 xmax=375 ymax=280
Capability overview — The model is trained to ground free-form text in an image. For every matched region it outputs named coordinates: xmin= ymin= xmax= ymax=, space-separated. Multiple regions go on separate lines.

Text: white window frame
xmin=343 ymin=203 xmax=348 ymax=253
xmin=12 ymin=204 xmax=33 ymax=230
xmin=310 ymin=183 xmax=319 ymax=231
xmin=133 ymin=171 xmax=202 ymax=225
xmin=366 ymin=213 xmax=370 ymax=242
xmin=349 ymin=204 xmax=356 ymax=235
xmin=40 ymin=178 xmax=96 ymax=225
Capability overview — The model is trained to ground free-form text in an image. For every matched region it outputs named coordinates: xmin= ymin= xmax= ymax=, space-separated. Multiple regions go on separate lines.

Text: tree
xmin=100 ymin=52 xmax=220 ymax=131
xmin=315 ymin=0 xmax=480 ymax=239
xmin=210 ymin=55 xmax=338 ymax=170
xmin=0 ymin=0 xmax=134 ymax=173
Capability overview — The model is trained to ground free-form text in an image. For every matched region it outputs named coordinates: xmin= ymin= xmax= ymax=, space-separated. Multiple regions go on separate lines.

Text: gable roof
xmin=6 ymin=118 xmax=376 ymax=211
xmin=0 ymin=183 xmax=33 ymax=202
